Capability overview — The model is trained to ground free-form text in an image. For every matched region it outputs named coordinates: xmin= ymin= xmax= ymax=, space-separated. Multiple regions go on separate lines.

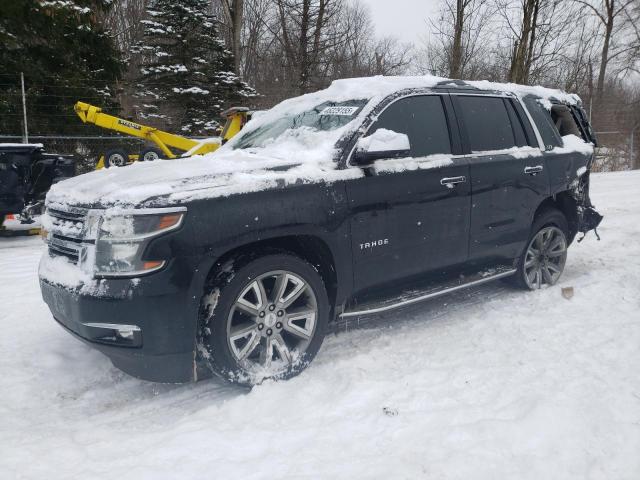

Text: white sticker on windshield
xmin=320 ymin=106 xmax=359 ymax=116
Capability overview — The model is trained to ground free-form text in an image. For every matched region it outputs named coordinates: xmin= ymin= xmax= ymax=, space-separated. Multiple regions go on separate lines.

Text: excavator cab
xmin=220 ymin=107 xmax=251 ymax=144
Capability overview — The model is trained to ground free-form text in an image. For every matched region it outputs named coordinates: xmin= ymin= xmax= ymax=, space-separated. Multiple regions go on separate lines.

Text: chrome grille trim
xmin=45 ymin=205 xmax=96 ymax=265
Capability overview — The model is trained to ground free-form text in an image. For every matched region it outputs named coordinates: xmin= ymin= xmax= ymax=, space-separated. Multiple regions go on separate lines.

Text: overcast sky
xmin=361 ymin=0 xmax=440 ymax=44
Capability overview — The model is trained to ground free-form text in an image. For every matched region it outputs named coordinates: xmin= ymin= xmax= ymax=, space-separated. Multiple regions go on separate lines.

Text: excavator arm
xmin=74 ymin=102 xmax=229 ymax=160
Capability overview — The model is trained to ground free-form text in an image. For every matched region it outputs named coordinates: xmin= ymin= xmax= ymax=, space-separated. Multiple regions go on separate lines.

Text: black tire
xmin=511 ymin=208 xmax=569 ymax=290
xmin=139 ymin=147 xmax=163 ymax=162
xmin=198 ymin=253 xmax=329 ymax=385
xmin=103 ymin=149 xmax=129 ymax=168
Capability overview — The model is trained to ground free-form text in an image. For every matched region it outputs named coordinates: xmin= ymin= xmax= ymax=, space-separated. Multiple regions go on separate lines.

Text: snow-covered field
xmin=1 ymin=171 xmax=639 ymax=480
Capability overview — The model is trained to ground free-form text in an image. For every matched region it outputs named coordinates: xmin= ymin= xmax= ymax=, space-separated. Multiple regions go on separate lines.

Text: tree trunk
xmin=221 ymin=0 xmax=244 ymax=76
xmin=231 ymin=0 xmax=243 ymax=76
xmin=509 ymin=0 xmax=538 ymax=84
xmin=597 ymin=0 xmax=614 ymax=101
xmin=298 ymin=0 xmax=311 ymax=94
xmin=450 ymin=0 xmax=465 ymax=78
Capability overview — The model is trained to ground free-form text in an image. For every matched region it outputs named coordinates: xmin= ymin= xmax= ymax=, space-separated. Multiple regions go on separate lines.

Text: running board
xmin=340 ymin=266 xmax=517 ymax=318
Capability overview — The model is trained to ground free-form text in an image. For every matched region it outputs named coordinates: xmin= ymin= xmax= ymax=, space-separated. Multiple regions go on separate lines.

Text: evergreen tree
xmin=132 ymin=0 xmax=255 ymax=136
xmin=0 ymin=0 xmax=123 ymax=136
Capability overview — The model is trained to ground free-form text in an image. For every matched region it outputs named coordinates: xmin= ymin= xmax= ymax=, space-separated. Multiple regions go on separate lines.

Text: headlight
xmin=93 ymin=207 xmax=186 ymax=277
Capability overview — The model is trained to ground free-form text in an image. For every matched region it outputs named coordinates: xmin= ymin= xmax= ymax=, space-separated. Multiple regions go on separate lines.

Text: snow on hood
xmin=46 ymin=75 xmax=584 ymax=209
xmin=46 ymin=145 xmax=362 ymax=209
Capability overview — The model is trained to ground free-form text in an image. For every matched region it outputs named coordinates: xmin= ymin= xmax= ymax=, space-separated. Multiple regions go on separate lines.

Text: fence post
xmin=20 ymin=72 xmax=29 ymax=143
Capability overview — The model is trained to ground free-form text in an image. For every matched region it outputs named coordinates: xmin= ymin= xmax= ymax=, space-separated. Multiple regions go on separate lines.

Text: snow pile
xmin=1 ymin=171 xmax=639 ymax=479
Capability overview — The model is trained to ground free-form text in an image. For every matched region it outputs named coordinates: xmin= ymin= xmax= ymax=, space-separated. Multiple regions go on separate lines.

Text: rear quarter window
xmin=522 ymin=95 xmax=563 ymax=150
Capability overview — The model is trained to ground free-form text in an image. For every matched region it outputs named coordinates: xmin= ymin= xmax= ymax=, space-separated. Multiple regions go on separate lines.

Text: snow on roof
xmin=45 ymin=75 xmax=585 ymax=209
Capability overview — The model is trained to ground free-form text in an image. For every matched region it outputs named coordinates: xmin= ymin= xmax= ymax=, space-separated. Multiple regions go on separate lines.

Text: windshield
xmin=232 ymin=99 xmax=368 ymax=150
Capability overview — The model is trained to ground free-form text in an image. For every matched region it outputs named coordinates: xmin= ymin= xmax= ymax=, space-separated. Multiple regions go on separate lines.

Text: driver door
xmin=345 ymin=94 xmax=471 ymax=293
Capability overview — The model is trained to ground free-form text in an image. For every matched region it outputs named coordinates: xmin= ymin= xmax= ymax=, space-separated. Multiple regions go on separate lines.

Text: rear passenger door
xmin=346 ymin=94 xmax=471 ymax=293
xmin=451 ymin=94 xmax=549 ymax=262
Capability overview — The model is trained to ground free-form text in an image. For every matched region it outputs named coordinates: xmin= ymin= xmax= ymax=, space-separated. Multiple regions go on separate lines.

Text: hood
xmin=45 ymin=146 xmax=361 ymax=209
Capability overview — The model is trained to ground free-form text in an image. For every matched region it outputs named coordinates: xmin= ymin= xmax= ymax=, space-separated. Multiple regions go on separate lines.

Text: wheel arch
xmin=532 ymin=192 xmax=578 ymax=243
xmin=201 ymin=234 xmax=341 ymax=316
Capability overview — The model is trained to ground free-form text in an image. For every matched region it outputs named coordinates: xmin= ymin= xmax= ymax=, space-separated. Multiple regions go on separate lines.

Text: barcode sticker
xmin=319 ymin=106 xmax=359 ymax=116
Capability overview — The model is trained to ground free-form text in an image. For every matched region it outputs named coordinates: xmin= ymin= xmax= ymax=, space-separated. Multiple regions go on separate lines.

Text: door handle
xmin=524 ymin=165 xmax=544 ymax=175
xmin=440 ymin=176 xmax=466 ymax=187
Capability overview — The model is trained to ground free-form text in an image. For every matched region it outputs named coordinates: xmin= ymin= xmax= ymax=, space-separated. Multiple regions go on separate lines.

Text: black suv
xmin=39 ymin=77 xmax=602 ymax=385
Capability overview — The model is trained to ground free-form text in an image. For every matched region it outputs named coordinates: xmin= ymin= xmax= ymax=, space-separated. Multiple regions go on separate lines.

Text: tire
xmin=512 ymin=208 xmax=569 ymax=290
xmin=103 ymin=149 xmax=129 ymax=168
xmin=139 ymin=147 xmax=163 ymax=162
xmin=198 ymin=253 xmax=329 ymax=385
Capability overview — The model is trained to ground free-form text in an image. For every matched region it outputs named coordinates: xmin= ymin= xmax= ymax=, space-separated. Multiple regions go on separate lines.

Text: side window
xmin=522 ymin=95 xmax=563 ymax=149
xmin=370 ymin=95 xmax=451 ymax=157
xmin=456 ymin=95 xmax=517 ymax=151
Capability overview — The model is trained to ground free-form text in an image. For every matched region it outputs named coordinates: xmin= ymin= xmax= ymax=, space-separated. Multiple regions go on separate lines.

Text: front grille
xmin=46 ymin=206 xmax=91 ymax=264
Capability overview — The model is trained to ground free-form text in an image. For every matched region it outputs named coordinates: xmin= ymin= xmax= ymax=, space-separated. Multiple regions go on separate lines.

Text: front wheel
xmin=513 ymin=209 xmax=569 ymax=290
xmin=198 ymin=253 xmax=329 ymax=385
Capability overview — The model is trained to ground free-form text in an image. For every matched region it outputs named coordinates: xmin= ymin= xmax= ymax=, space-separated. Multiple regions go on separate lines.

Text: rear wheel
xmin=103 ymin=149 xmax=128 ymax=168
xmin=513 ymin=209 xmax=569 ymax=290
xmin=139 ymin=147 xmax=163 ymax=162
xmin=199 ymin=253 xmax=329 ymax=385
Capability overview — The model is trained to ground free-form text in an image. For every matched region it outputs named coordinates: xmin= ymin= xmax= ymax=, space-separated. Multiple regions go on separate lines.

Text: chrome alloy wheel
xmin=523 ymin=226 xmax=567 ymax=289
xmin=227 ymin=270 xmax=318 ymax=374
xmin=108 ymin=153 xmax=126 ymax=167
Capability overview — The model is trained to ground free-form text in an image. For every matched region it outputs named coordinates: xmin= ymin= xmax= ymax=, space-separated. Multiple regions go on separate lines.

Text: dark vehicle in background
xmin=38 ymin=77 xmax=602 ymax=386
xmin=0 ymin=143 xmax=75 ymax=227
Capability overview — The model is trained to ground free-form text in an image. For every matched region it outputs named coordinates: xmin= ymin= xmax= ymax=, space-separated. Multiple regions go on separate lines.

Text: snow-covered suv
xmin=39 ymin=76 xmax=602 ymax=385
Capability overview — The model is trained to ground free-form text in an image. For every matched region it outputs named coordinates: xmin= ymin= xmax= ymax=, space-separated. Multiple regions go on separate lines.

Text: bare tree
xmin=370 ymin=37 xmax=414 ymax=75
xmin=507 ymin=0 xmax=540 ymax=83
xmin=270 ymin=0 xmax=347 ymax=94
xmin=573 ymin=0 xmax=637 ymax=99
xmin=487 ymin=0 xmax=582 ymax=85
xmin=421 ymin=0 xmax=494 ymax=79
xmin=328 ymin=0 xmax=376 ymax=78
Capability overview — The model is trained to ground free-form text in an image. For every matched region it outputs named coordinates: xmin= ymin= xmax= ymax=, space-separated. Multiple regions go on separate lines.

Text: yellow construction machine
xmin=74 ymin=101 xmax=251 ymax=168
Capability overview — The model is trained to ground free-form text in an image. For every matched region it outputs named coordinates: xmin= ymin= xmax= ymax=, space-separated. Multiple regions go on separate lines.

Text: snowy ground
xmin=1 ymin=171 xmax=639 ymax=480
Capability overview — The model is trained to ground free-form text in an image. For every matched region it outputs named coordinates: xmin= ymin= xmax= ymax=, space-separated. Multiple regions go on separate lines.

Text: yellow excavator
xmin=74 ymin=101 xmax=251 ymax=169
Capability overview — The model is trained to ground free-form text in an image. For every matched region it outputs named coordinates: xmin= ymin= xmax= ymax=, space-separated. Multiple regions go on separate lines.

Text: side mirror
xmin=352 ymin=128 xmax=411 ymax=165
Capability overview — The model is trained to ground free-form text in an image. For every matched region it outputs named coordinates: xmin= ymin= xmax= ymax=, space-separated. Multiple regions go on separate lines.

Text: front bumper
xmin=39 ymin=262 xmax=201 ymax=383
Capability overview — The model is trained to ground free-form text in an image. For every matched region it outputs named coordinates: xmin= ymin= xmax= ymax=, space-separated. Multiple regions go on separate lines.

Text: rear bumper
xmin=39 ymin=263 xmax=200 ymax=383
